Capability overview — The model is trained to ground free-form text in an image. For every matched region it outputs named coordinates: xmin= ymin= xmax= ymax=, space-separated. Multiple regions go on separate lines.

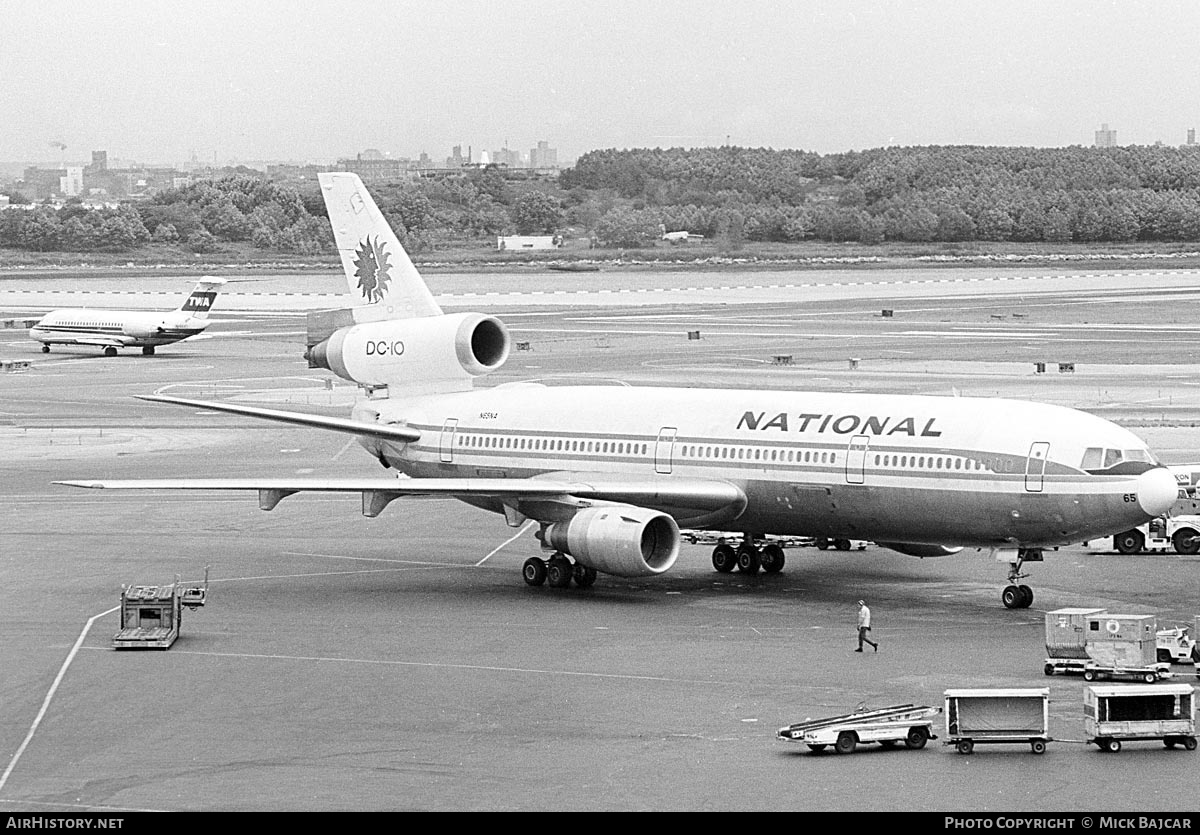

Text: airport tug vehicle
xmin=113 ymin=569 xmax=208 ymax=650
xmin=943 ymin=688 xmax=1052 ymax=755
xmin=777 ymin=703 xmax=939 ymax=754
xmin=1085 ymin=684 xmax=1196 ymax=753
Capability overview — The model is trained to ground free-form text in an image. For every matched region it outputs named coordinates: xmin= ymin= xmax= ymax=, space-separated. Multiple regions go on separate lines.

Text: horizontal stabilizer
xmin=134 ymin=394 xmax=421 ymax=443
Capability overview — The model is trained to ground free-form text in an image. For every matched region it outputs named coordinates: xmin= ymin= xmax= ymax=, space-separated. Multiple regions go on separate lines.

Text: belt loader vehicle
xmin=777 ymin=703 xmax=939 ymax=754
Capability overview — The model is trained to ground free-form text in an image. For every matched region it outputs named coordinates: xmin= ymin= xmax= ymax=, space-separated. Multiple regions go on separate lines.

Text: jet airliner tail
xmin=318 ymin=172 xmax=442 ymax=323
xmin=177 ymin=278 xmax=227 ymax=319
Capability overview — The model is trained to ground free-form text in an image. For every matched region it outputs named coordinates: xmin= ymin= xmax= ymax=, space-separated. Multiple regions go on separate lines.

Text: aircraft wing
xmin=56 ymin=476 xmax=747 ymax=523
xmin=71 ymin=336 xmax=130 ymax=347
xmin=134 ymin=394 xmax=422 ymax=444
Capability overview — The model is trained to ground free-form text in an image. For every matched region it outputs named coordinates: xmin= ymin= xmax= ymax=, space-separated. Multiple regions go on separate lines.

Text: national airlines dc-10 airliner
xmin=59 ymin=173 xmax=1179 ymax=608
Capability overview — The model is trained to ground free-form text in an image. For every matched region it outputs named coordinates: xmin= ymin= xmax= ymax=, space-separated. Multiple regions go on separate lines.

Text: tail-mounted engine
xmin=542 ymin=505 xmax=681 ymax=577
xmin=306 ymin=311 xmax=510 ymax=391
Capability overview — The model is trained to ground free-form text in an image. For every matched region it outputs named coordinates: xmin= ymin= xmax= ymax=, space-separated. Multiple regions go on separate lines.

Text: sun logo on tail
xmin=353 ymin=236 xmax=392 ymax=302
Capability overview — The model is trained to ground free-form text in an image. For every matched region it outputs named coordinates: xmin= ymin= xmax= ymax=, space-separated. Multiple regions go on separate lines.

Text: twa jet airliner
xmin=31 ymin=278 xmax=225 ymax=356
xmin=60 ymin=173 xmax=1179 ymax=608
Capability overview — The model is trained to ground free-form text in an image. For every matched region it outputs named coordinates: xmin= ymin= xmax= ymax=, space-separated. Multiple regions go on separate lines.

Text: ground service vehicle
xmin=1112 ymin=492 xmax=1200 ymax=554
xmin=777 ymin=704 xmax=939 ymax=754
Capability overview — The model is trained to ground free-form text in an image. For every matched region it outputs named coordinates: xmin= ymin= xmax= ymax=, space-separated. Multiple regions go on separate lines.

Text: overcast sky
xmin=4 ymin=0 xmax=1200 ymax=166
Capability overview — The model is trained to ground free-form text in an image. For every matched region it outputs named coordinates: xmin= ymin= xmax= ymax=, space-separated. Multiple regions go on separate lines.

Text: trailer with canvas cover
xmin=1084 ymin=684 xmax=1196 ymax=753
xmin=776 ymin=703 xmax=940 ymax=754
xmin=943 ymin=688 xmax=1051 ymax=754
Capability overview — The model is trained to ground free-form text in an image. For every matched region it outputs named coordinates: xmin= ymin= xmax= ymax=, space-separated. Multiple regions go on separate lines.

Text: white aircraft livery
xmin=59 ymin=173 xmax=1180 ymax=608
xmin=30 ymin=278 xmax=225 ymax=356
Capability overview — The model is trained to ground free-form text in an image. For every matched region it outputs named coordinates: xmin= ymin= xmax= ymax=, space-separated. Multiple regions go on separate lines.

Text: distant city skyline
xmin=3 ymin=1 xmax=1200 ymax=165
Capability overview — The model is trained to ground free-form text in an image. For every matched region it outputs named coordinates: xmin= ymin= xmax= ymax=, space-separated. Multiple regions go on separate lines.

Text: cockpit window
xmin=1082 ymin=446 xmax=1159 ymax=475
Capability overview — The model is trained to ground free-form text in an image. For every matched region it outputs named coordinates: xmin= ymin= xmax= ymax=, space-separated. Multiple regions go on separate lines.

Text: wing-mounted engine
xmin=877 ymin=542 xmax=963 ymax=558
xmin=541 ymin=505 xmax=681 ymax=577
xmin=306 ymin=311 xmax=510 ymax=392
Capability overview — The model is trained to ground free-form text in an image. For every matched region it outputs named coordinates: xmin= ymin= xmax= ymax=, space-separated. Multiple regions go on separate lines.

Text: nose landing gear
xmin=998 ymin=548 xmax=1042 ymax=609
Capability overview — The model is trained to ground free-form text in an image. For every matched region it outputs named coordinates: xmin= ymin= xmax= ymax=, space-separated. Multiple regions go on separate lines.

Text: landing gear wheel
xmin=834 ymin=732 xmax=856 ymax=755
xmin=956 ymin=739 xmax=974 ymax=755
xmin=736 ymin=544 xmax=761 ymax=574
xmin=760 ymin=543 xmax=786 ymax=574
xmin=1002 ymin=585 xmax=1023 ymax=609
xmin=141 ymin=345 xmax=155 ymax=356
xmin=547 ymin=556 xmax=573 ymax=588
xmin=572 ymin=564 xmax=597 ymax=588
xmin=834 ymin=539 xmax=852 ymax=551
xmin=904 ymin=727 xmax=928 ymax=749
xmin=1018 ymin=585 xmax=1033 ymax=608
xmin=103 ymin=346 xmax=117 ymax=357
xmin=711 ymin=543 xmax=737 ymax=573
xmin=1031 ymin=740 xmax=1047 ymax=755
xmin=522 ymin=557 xmax=547 ymax=587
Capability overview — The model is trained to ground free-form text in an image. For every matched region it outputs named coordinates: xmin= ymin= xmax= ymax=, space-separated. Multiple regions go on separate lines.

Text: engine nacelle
xmin=878 ymin=542 xmax=963 ymax=558
xmin=543 ymin=505 xmax=680 ymax=577
xmin=122 ymin=321 xmax=164 ymax=339
xmin=307 ymin=312 xmax=510 ymax=390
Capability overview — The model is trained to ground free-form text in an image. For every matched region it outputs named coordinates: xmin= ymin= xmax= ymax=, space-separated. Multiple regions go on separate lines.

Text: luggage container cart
xmin=1082 ymin=614 xmax=1171 ymax=683
xmin=943 ymin=688 xmax=1051 ymax=755
xmin=776 ymin=703 xmax=940 ymax=754
xmin=1043 ymin=607 xmax=1106 ymax=676
xmin=1085 ymin=684 xmax=1196 ymax=753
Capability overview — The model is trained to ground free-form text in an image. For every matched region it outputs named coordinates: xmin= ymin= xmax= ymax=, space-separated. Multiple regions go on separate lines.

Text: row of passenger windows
xmin=460 ymin=434 xmax=649 ymax=456
xmin=454 ymin=434 xmax=1003 ymax=471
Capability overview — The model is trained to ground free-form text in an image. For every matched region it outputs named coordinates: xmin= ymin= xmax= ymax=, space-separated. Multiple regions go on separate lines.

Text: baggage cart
xmin=1085 ymin=684 xmax=1196 ymax=753
xmin=1043 ymin=607 xmax=1105 ymax=676
xmin=1082 ymin=613 xmax=1171 ymax=683
xmin=943 ymin=688 xmax=1051 ymax=755
xmin=777 ymin=703 xmax=940 ymax=754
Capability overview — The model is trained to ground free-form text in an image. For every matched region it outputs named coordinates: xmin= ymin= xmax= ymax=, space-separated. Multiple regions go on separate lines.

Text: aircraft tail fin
xmin=318 ymin=172 xmax=442 ymax=323
xmin=177 ymin=278 xmax=226 ymax=319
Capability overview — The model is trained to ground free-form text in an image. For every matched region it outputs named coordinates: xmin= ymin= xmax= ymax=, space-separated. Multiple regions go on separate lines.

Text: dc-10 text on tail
xmin=59 ymin=173 xmax=1178 ymax=608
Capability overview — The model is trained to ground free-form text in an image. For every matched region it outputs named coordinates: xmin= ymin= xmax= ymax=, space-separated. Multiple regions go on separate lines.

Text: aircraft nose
xmin=1137 ymin=467 xmax=1180 ymax=517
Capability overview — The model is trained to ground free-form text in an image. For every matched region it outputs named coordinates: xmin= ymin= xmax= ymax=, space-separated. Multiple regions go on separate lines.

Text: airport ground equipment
xmin=776 ymin=703 xmax=940 ymax=754
xmin=1043 ymin=607 xmax=1107 ymax=676
xmin=1112 ymin=499 xmax=1200 ymax=555
xmin=943 ymin=688 xmax=1051 ymax=754
xmin=1082 ymin=613 xmax=1172 ymax=683
xmin=1084 ymin=684 xmax=1196 ymax=752
xmin=113 ymin=569 xmax=208 ymax=650
xmin=1155 ymin=624 xmax=1198 ymax=664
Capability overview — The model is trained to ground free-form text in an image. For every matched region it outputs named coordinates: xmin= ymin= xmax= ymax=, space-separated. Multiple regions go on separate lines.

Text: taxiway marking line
xmin=0 ymin=606 xmax=119 ymax=794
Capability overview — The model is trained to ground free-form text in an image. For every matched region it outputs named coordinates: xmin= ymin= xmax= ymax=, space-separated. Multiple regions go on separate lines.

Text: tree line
xmin=5 ymin=144 xmax=1200 ymax=254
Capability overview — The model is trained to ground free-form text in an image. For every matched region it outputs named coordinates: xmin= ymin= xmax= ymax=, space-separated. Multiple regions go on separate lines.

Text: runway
xmin=2 ymin=265 xmax=1200 ymax=812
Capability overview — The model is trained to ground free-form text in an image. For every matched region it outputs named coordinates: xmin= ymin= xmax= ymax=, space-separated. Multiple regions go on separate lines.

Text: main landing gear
xmin=711 ymin=537 xmax=786 ymax=575
xmin=522 ymin=553 xmax=597 ymax=590
xmin=999 ymin=548 xmax=1043 ymax=609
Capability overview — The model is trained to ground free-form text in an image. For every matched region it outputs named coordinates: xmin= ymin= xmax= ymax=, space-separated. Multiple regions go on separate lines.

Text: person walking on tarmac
xmin=856 ymin=599 xmax=878 ymax=652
